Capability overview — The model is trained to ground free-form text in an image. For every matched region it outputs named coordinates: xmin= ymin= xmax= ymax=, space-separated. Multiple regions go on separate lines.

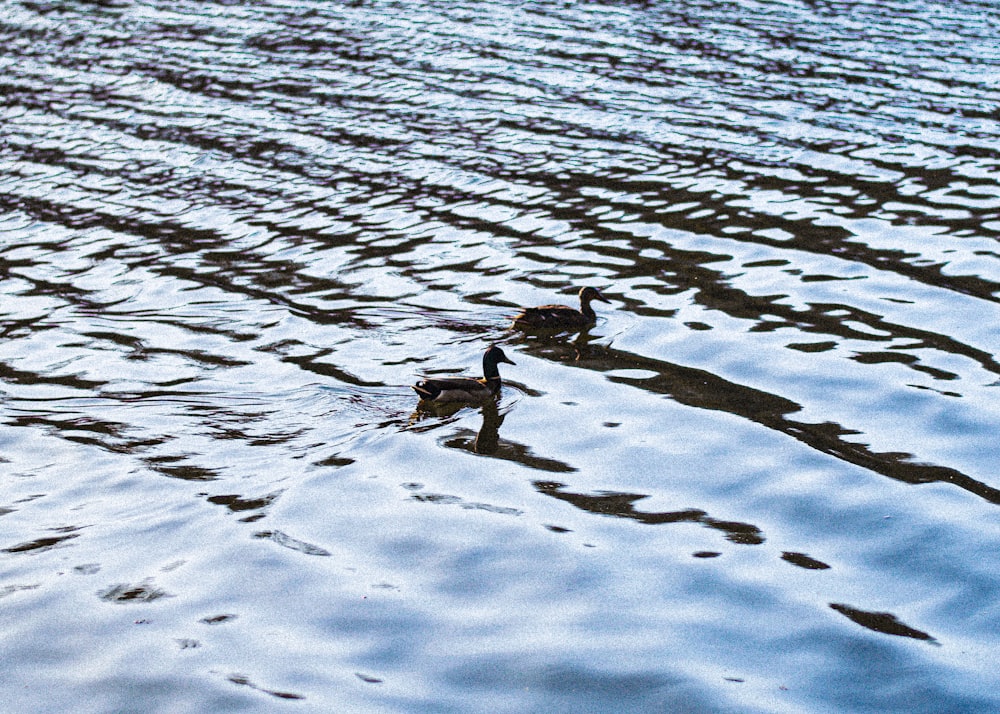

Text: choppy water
xmin=2 ymin=0 xmax=1000 ymax=711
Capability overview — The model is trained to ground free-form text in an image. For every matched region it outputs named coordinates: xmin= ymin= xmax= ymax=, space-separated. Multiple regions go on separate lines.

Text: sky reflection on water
xmin=2 ymin=0 xmax=1000 ymax=712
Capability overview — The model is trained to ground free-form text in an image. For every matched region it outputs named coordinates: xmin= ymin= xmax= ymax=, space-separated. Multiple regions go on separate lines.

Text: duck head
xmin=484 ymin=345 xmax=516 ymax=370
xmin=579 ymin=286 xmax=611 ymax=306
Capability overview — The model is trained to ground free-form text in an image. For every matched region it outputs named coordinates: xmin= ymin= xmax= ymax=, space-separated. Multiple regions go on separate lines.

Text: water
xmin=2 ymin=0 xmax=999 ymax=711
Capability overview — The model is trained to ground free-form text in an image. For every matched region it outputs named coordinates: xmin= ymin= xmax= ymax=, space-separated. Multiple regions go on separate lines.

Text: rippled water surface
xmin=2 ymin=0 xmax=1000 ymax=711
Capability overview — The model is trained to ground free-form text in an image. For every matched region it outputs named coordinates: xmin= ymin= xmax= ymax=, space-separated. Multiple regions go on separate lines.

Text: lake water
xmin=2 ymin=0 xmax=999 ymax=711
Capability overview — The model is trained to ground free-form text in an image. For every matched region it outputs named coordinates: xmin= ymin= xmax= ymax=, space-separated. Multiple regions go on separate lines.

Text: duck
xmin=412 ymin=345 xmax=516 ymax=404
xmin=513 ymin=286 xmax=611 ymax=330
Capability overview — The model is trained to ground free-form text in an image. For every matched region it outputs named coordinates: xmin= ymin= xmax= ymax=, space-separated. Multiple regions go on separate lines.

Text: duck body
xmin=513 ymin=286 xmax=610 ymax=331
xmin=412 ymin=376 xmax=498 ymax=403
xmin=413 ymin=345 xmax=515 ymax=404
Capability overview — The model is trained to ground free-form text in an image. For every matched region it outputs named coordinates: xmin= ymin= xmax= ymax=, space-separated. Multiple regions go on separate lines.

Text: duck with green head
xmin=412 ymin=345 xmax=516 ymax=404
xmin=513 ymin=286 xmax=611 ymax=330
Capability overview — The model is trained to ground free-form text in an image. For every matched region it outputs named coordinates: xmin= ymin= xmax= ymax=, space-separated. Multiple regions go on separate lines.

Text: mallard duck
xmin=412 ymin=345 xmax=516 ymax=403
xmin=513 ymin=286 xmax=610 ymax=330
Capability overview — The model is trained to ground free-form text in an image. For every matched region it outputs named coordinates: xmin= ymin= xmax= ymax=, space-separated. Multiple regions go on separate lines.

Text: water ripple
xmin=2 ymin=0 xmax=1000 ymax=711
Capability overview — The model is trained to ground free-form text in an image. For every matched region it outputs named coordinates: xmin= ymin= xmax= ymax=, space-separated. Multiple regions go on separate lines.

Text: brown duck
xmin=513 ymin=286 xmax=610 ymax=330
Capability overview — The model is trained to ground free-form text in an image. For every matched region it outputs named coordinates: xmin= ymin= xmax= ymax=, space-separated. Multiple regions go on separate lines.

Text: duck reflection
xmin=412 ymin=401 xmax=576 ymax=473
xmin=472 ymin=400 xmax=503 ymax=454
xmin=519 ymin=325 xmax=604 ymax=361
